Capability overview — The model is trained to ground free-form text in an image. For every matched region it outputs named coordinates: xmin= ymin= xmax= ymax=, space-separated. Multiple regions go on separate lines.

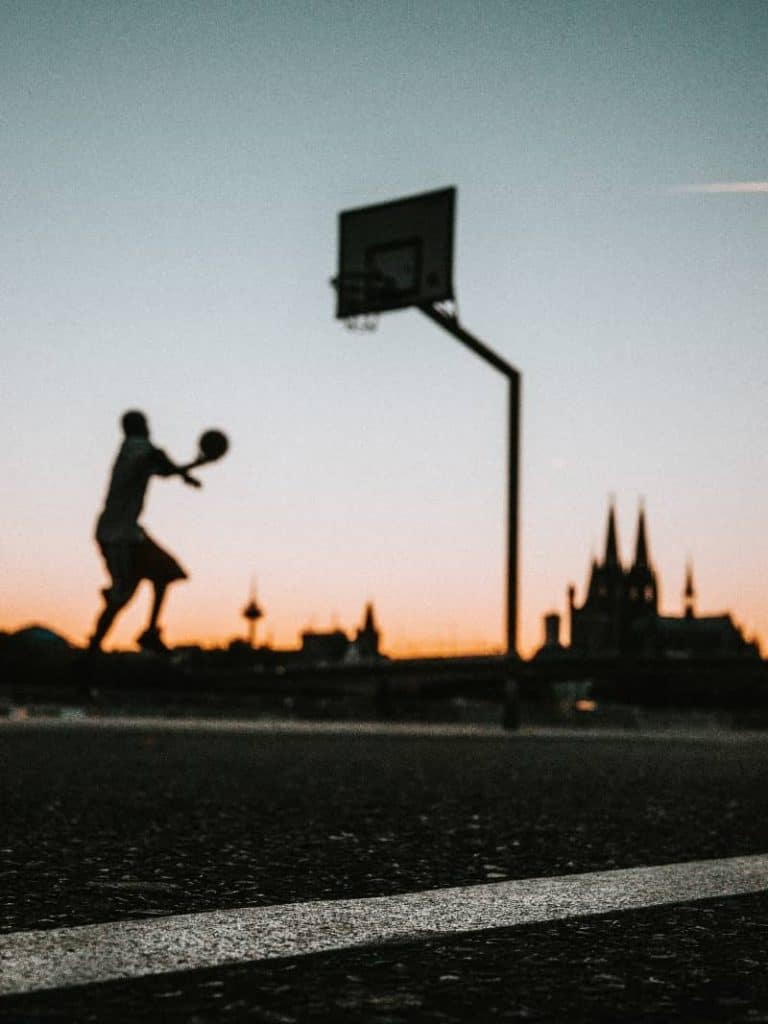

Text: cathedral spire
xmin=362 ymin=602 xmax=376 ymax=632
xmin=684 ymin=561 xmax=695 ymax=618
xmin=603 ymin=501 xmax=620 ymax=567
xmin=633 ymin=502 xmax=650 ymax=568
xmin=355 ymin=601 xmax=380 ymax=660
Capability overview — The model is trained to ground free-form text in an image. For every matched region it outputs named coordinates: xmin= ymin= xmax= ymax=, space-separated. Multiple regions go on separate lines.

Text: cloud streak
xmin=670 ymin=182 xmax=768 ymax=194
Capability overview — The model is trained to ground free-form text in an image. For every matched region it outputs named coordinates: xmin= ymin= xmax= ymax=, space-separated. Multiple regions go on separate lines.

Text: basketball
xmin=199 ymin=429 xmax=229 ymax=462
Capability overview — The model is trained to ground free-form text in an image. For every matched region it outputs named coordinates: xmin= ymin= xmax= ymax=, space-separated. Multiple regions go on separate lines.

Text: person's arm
xmin=150 ymin=448 xmax=202 ymax=488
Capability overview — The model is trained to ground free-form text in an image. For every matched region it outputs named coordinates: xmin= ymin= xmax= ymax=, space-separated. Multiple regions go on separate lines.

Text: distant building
xmin=300 ymin=603 xmax=383 ymax=665
xmin=300 ymin=628 xmax=351 ymax=664
xmin=551 ymin=503 xmax=759 ymax=660
xmin=536 ymin=611 xmax=568 ymax=659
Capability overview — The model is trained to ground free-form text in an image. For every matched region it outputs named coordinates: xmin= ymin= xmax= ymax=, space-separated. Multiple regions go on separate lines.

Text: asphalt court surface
xmin=3 ymin=722 xmax=768 ymax=933
xmin=2 ymin=721 xmax=768 ymax=1019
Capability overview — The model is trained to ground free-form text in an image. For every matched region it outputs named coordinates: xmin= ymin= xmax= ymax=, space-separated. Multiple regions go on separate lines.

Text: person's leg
xmin=147 ymin=581 xmax=168 ymax=631
xmin=136 ymin=582 xmax=171 ymax=651
xmin=135 ymin=535 xmax=187 ymax=651
xmin=89 ymin=544 xmax=139 ymax=650
xmin=89 ymin=599 xmax=121 ymax=650
xmin=89 ymin=585 xmax=140 ymax=649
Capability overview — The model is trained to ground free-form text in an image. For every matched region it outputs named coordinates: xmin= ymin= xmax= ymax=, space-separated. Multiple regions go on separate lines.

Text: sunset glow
xmin=2 ymin=2 xmax=766 ymax=660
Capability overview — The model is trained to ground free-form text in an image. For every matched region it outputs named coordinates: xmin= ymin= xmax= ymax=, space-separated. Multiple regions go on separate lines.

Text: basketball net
xmin=345 ymin=312 xmax=380 ymax=332
xmin=333 ymin=271 xmax=390 ymax=333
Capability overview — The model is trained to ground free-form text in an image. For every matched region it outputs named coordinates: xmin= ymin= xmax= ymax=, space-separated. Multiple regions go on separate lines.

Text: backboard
xmin=334 ymin=187 xmax=456 ymax=319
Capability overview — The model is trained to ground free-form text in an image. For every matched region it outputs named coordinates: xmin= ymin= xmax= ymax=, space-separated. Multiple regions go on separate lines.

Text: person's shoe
xmin=137 ymin=627 xmax=168 ymax=654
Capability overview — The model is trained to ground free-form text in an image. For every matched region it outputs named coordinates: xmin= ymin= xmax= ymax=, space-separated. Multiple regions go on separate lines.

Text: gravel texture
xmin=3 ymin=726 xmax=768 ymax=935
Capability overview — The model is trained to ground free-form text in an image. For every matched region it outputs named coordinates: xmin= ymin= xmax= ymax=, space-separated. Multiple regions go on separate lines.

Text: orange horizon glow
xmin=2 ymin=582 xmax=763 ymax=662
xmin=3 ymin=488 xmax=765 ymax=664
xmin=0 ymin=612 xmax=511 ymax=660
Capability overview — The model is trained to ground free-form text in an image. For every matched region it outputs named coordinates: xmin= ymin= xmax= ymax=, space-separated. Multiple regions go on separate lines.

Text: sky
xmin=1 ymin=0 xmax=767 ymax=657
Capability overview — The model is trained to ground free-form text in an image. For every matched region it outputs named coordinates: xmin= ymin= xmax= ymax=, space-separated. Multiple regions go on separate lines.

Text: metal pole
xmin=507 ymin=371 xmax=521 ymax=657
xmin=419 ymin=304 xmax=521 ymax=658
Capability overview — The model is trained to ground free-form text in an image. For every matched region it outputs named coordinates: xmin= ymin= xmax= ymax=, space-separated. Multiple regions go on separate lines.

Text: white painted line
xmin=0 ymin=716 xmax=760 ymax=742
xmin=2 ymin=854 xmax=767 ymax=996
xmin=0 ymin=716 xmax=505 ymax=739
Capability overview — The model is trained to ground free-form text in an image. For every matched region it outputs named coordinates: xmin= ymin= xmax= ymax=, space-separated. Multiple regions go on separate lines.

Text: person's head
xmin=121 ymin=410 xmax=149 ymax=438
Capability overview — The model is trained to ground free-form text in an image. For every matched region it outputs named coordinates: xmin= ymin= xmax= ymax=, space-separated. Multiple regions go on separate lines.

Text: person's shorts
xmin=99 ymin=534 xmax=187 ymax=603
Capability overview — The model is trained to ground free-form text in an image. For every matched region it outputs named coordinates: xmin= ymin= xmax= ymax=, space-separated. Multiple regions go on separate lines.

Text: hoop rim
xmin=331 ymin=270 xmax=396 ymax=320
xmin=330 ymin=269 xmax=394 ymax=291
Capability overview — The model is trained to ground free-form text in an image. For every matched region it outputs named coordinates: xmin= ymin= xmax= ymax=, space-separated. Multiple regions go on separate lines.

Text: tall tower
xmin=242 ymin=580 xmax=263 ymax=649
xmin=604 ymin=501 xmax=620 ymax=568
xmin=569 ymin=503 xmax=625 ymax=656
xmin=567 ymin=582 xmax=577 ymax=647
xmin=596 ymin=504 xmax=625 ymax=605
xmin=626 ymin=504 xmax=658 ymax=611
xmin=624 ymin=503 xmax=659 ymax=652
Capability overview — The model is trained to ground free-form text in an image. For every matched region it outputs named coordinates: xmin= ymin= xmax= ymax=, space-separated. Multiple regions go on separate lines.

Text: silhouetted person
xmin=89 ymin=410 xmax=200 ymax=653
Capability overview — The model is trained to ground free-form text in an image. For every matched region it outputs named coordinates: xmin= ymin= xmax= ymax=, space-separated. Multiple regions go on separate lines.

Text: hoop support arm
xmin=419 ymin=305 xmax=520 ymax=378
xmin=419 ymin=303 xmax=521 ymax=659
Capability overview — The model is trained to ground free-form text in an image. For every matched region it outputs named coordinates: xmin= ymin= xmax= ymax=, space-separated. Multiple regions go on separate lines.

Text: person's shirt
xmin=95 ymin=437 xmax=176 ymax=543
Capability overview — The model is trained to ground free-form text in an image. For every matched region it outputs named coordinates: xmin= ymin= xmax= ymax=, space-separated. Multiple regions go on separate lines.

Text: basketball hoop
xmin=331 ymin=270 xmax=399 ymax=332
